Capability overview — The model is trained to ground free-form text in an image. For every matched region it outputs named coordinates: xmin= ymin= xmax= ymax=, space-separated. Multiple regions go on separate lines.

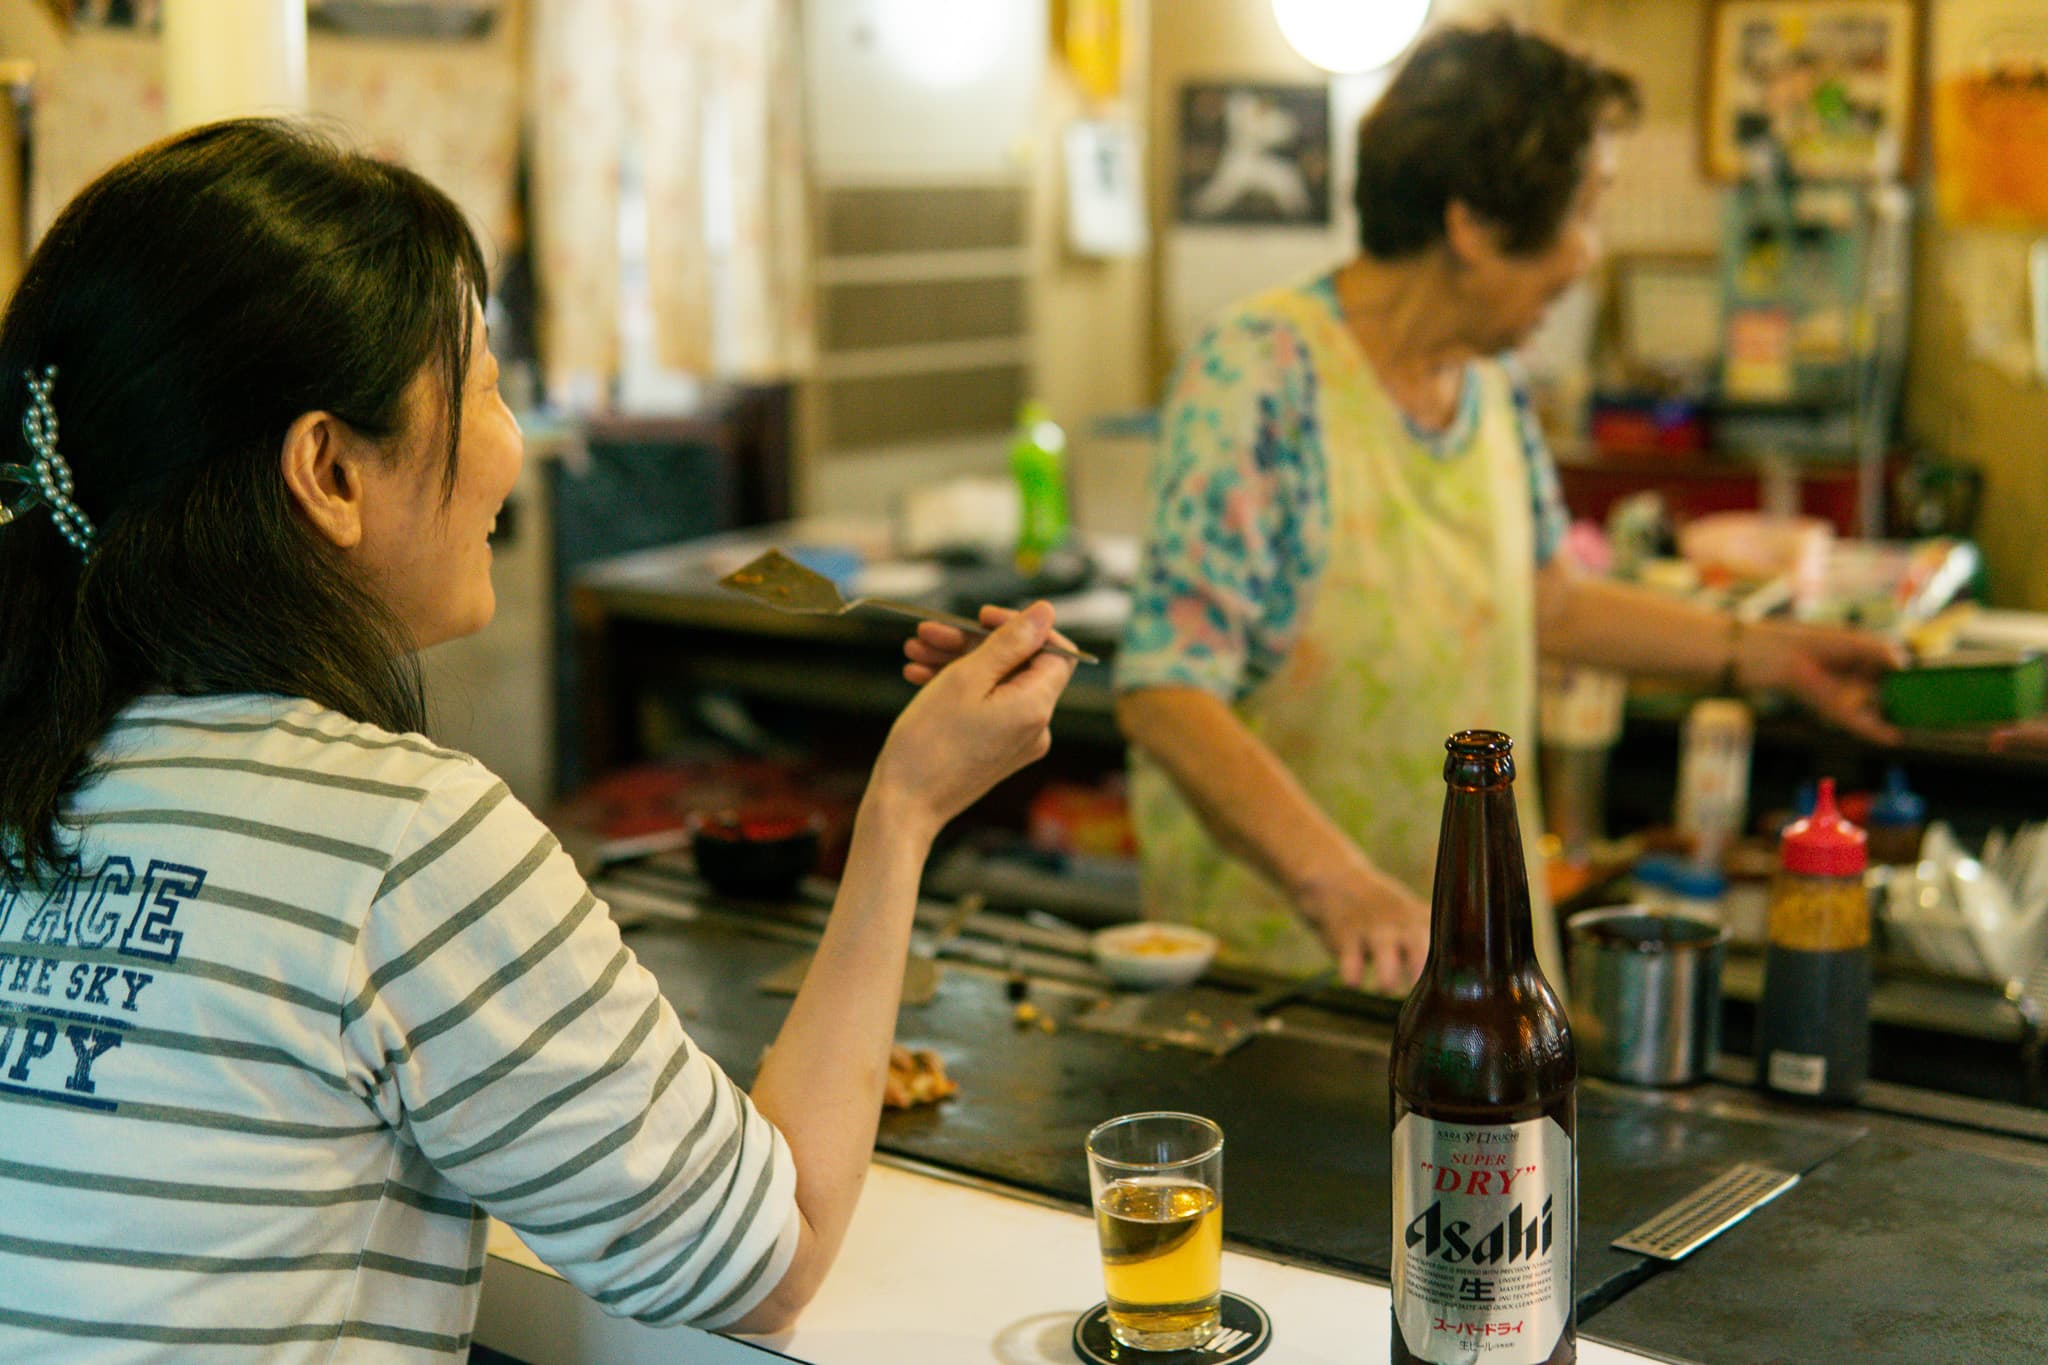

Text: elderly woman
xmin=1089 ymin=23 xmax=1895 ymax=993
xmin=0 ymin=119 xmax=1072 ymax=1359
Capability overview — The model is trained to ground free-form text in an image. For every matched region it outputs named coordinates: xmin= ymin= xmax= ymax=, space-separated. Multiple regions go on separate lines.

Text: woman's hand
xmin=1292 ymin=850 xmax=1431 ymax=995
xmin=869 ymin=601 xmax=1076 ymax=843
xmin=1990 ymin=718 xmax=2048 ymax=755
xmin=902 ymin=604 xmax=1083 ymax=686
xmin=1739 ymin=620 xmax=1904 ymax=745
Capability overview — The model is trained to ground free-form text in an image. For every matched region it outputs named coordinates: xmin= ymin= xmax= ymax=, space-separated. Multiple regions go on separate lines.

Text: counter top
xmin=477 ymin=1160 xmax=1677 ymax=1365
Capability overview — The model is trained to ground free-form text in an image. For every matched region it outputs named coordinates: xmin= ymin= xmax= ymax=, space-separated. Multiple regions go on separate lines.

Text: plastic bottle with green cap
xmin=1010 ymin=400 xmax=1069 ymax=572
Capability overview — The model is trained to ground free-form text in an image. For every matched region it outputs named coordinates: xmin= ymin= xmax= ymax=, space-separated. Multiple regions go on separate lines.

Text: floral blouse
xmin=1115 ymin=273 xmax=1569 ymax=701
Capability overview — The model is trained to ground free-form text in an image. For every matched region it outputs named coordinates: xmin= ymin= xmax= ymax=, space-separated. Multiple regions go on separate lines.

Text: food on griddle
xmin=883 ymin=1045 xmax=958 ymax=1109
xmin=1119 ymin=928 xmax=1206 ymax=956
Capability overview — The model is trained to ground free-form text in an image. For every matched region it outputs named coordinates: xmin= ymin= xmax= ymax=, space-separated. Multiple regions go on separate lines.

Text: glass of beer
xmin=1085 ymin=1111 xmax=1224 ymax=1351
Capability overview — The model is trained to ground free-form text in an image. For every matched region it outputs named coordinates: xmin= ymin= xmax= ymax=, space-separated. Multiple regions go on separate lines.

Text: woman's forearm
xmin=1536 ymin=563 xmax=1902 ymax=730
xmin=1536 ymin=566 xmax=1739 ymax=681
xmin=1116 ymin=686 xmax=1431 ymax=991
xmin=736 ymin=604 xmax=1075 ymax=1330
xmin=1115 ymin=686 xmax=1369 ymax=902
xmin=743 ymin=787 xmax=933 ymax=1319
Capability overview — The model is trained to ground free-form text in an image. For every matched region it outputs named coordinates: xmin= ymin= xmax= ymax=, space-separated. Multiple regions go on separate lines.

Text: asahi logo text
xmin=1404 ymin=1194 xmax=1554 ymax=1266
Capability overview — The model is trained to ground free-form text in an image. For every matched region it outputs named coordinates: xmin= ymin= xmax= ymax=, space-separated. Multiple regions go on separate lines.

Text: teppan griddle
xmin=620 ymin=912 xmax=1860 ymax=1314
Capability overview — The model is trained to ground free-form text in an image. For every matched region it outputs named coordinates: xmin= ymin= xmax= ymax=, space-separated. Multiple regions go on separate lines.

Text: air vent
xmin=821 ymin=366 xmax=1026 ymax=449
xmin=805 ymin=182 xmax=1032 ymax=473
xmin=821 ymin=185 xmax=1028 ymax=256
xmin=821 ymin=277 xmax=1025 ymax=351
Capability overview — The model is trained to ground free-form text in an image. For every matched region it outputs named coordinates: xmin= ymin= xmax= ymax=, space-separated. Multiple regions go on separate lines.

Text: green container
xmin=1880 ymin=651 xmax=2046 ymax=729
xmin=1010 ymin=399 xmax=1069 ymax=568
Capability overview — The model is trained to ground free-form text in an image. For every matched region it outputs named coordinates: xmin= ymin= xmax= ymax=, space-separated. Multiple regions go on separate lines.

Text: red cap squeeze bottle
xmin=1779 ymin=778 xmax=1867 ymax=878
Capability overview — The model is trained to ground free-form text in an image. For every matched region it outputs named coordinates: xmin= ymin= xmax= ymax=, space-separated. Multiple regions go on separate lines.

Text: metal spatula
xmin=757 ymin=894 xmax=982 ymax=1005
xmin=718 ymin=549 xmax=1098 ymax=665
xmin=1073 ymin=968 xmax=1340 ymax=1056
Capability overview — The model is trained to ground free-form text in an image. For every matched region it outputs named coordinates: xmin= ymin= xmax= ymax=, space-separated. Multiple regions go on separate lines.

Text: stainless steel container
xmin=1567 ymin=906 xmax=1728 ymax=1086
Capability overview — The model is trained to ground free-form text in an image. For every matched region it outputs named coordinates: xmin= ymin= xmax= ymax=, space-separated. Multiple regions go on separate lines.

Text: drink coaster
xmin=1071 ymin=1292 xmax=1271 ymax=1363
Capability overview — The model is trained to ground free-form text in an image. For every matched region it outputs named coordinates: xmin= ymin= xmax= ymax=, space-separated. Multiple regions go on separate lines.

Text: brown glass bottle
xmin=1391 ymin=731 xmax=1578 ymax=1365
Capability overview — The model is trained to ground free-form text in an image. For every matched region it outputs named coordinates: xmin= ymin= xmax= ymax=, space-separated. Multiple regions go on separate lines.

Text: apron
xmin=1130 ymin=283 xmax=1563 ymax=987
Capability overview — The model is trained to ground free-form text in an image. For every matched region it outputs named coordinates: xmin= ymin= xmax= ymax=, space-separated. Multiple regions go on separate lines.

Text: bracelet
xmin=1718 ymin=616 xmax=1745 ymax=695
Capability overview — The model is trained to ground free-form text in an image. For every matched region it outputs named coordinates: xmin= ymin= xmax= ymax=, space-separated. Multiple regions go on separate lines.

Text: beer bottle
xmin=1391 ymin=731 xmax=1577 ymax=1365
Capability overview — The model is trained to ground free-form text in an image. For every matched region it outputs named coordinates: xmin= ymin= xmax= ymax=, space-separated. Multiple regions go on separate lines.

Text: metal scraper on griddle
xmin=718 ymin=548 xmax=1098 ymax=664
xmin=758 ymin=895 xmax=981 ymax=1006
xmin=1074 ymin=969 xmax=1339 ymax=1057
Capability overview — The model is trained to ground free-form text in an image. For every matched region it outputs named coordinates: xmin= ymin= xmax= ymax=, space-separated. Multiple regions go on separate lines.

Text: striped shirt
xmin=0 ymin=693 xmax=801 ymax=1362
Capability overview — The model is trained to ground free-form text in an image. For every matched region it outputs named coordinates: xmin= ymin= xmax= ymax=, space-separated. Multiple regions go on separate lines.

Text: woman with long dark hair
xmin=0 ymin=118 xmax=1073 ymax=1358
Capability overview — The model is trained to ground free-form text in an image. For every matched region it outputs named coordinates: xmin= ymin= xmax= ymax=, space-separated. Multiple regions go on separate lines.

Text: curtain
xmin=527 ymin=0 xmax=811 ymax=401
xmin=24 ymin=12 xmax=519 ymax=276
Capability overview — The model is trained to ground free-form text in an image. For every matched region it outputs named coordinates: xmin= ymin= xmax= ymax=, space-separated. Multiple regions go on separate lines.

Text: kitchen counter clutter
xmin=474 ymin=862 xmax=2048 ymax=1365
xmin=565 ymin=527 xmax=2048 ymax=1108
xmin=569 ymin=524 xmax=2048 ymax=767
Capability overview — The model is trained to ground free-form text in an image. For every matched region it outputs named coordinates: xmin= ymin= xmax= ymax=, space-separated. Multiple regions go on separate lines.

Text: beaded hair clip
xmin=0 ymin=365 xmax=97 ymax=557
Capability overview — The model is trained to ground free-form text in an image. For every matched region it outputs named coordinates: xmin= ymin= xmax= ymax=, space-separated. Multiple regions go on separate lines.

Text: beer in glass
xmin=1086 ymin=1111 xmax=1224 ymax=1350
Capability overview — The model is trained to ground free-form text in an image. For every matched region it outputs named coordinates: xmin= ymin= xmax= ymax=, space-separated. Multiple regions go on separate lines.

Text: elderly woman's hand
xmin=1737 ymin=619 xmax=1905 ymax=745
xmin=870 ymin=602 xmax=1076 ymax=842
xmin=1990 ymin=718 xmax=2048 ymax=755
xmin=1291 ymin=853 xmax=1430 ymax=995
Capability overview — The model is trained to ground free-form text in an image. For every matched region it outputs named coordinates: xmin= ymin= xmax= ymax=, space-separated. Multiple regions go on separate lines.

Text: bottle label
xmin=1392 ymin=1113 xmax=1574 ymax=1364
xmin=1767 ymin=1050 xmax=1827 ymax=1095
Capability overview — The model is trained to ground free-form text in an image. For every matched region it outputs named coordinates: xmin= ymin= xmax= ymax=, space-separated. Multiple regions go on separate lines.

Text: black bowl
xmin=690 ymin=812 xmax=821 ymax=900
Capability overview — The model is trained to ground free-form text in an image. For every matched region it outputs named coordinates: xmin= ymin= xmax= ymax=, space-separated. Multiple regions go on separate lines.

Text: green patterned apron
xmin=1131 ymin=285 xmax=1562 ymax=986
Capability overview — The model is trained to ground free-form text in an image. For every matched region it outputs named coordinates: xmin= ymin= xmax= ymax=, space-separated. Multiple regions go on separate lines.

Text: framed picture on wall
xmin=308 ymin=2 xmax=500 ymax=41
xmin=1702 ymin=0 xmax=1922 ymax=181
xmin=56 ymin=0 xmax=161 ymax=27
xmin=1176 ymin=82 xmax=1331 ymax=227
xmin=50 ymin=0 xmax=499 ymax=38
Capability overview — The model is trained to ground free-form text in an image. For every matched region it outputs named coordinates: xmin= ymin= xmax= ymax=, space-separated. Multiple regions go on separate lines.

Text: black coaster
xmin=1071 ymin=1292 xmax=1271 ymax=1364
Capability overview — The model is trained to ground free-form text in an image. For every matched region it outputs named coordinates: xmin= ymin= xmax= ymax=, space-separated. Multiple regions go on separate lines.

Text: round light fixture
xmin=1272 ymin=0 xmax=1432 ymax=75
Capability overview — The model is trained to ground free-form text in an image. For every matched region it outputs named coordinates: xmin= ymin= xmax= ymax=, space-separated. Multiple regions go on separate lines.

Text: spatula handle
xmin=862 ymin=599 xmax=1100 ymax=665
xmin=863 ymin=598 xmax=988 ymax=636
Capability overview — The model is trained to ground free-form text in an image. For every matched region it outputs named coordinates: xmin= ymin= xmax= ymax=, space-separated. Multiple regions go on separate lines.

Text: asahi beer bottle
xmin=1392 ymin=731 xmax=1578 ymax=1365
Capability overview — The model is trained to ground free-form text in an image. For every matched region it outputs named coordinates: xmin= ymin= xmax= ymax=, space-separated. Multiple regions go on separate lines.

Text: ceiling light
xmin=1272 ymin=0 xmax=1431 ymax=75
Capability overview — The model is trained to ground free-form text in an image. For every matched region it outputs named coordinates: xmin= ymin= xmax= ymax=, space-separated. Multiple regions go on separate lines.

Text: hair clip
xmin=0 ymin=364 xmax=96 ymax=557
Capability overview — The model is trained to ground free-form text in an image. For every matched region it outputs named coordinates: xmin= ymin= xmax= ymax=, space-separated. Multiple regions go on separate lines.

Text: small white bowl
xmin=1091 ymin=923 xmax=1218 ymax=989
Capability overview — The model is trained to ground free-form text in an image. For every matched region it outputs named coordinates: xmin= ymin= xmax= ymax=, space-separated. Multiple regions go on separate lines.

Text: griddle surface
xmin=626 ymin=918 xmax=1859 ymax=1313
xmin=1584 ymin=1137 xmax=2048 ymax=1363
